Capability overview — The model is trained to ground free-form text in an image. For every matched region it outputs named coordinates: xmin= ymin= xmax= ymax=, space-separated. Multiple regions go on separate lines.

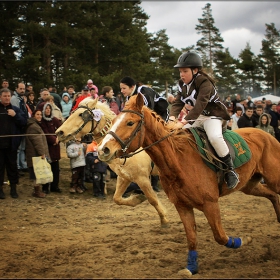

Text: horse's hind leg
xmin=241 ymin=177 xmax=280 ymax=223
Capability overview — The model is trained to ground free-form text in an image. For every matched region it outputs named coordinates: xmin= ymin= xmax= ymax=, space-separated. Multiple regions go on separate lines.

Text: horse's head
xmin=98 ymin=93 xmax=146 ymax=162
xmin=55 ymin=97 xmax=116 ymax=143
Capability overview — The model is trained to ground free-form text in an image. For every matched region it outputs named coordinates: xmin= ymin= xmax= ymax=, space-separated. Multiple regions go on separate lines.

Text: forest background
xmin=0 ymin=1 xmax=279 ymax=100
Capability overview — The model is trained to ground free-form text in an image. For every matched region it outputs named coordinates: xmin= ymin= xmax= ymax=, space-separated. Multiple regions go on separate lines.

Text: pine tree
xmin=237 ymin=43 xmax=261 ymax=97
xmin=195 ymin=3 xmax=224 ymax=74
xmin=148 ymin=29 xmax=177 ymax=95
xmin=259 ymin=23 xmax=280 ymax=95
xmin=214 ymin=48 xmax=238 ymax=99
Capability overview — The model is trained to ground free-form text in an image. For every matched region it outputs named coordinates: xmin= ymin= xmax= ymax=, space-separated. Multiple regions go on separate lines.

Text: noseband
xmin=108 ymin=110 xmax=144 ymax=154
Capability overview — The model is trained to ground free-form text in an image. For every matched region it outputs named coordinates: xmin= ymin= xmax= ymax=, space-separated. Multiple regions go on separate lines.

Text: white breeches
xmin=183 ymin=115 xmax=229 ymax=157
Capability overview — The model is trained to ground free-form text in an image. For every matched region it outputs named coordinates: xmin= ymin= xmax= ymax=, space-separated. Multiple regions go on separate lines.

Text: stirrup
xmin=224 ymin=170 xmax=239 ymax=190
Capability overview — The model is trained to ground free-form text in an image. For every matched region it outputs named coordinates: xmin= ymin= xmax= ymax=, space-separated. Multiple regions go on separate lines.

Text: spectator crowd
xmin=1 ymin=77 xmax=280 ymax=200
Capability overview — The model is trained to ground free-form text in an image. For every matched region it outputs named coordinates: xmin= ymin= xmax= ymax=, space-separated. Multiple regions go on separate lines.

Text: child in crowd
xmin=66 ymin=138 xmax=87 ymax=194
xmin=86 ymin=140 xmax=108 ymax=199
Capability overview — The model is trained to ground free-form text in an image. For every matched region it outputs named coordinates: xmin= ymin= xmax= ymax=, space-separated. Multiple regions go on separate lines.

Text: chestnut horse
xmin=55 ymin=98 xmax=169 ymax=227
xmin=97 ymin=93 xmax=280 ymax=276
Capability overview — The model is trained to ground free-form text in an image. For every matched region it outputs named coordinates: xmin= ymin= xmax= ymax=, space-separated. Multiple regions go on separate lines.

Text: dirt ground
xmin=1 ymin=144 xmax=280 ymax=279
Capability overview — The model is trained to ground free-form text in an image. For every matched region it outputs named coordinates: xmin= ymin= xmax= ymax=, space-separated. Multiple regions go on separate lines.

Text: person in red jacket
xmin=71 ymin=86 xmax=91 ymax=111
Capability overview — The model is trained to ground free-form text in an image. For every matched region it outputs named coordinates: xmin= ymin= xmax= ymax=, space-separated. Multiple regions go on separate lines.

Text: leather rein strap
xmin=108 ymin=109 xmax=174 ymax=160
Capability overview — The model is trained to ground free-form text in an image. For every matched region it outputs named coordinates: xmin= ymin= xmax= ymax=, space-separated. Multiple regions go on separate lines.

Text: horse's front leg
xmin=113 ymin=176 xmax=147 ymax=207
xmin=174 ymin=203 xmax=198 ymax=277
xmin=203 ymin=200 xmax=252 ymax=248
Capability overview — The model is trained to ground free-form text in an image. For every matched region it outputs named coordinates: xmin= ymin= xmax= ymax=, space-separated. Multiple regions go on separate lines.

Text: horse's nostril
xmin=57 ymin=131 xmax=64 ymax=136
xmin=103 ymin=147 xmax=110 ymax=155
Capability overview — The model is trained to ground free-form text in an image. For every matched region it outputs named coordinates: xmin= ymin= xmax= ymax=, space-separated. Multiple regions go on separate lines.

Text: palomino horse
xmin=97 ymin=93 xmax=280 ymax=276
xmin=55 ymin=97 xmax=169 ymax=227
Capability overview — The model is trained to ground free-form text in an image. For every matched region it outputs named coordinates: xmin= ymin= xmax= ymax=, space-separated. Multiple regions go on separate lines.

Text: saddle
xmin=188 ymin=127 xmax=251 ymax=194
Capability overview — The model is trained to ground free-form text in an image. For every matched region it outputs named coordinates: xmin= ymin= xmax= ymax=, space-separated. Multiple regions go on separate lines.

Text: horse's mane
xmin=79 ymin=97 xmax=116 ymax=121
xmin=142 ymin=106 xmax=191 ymax=154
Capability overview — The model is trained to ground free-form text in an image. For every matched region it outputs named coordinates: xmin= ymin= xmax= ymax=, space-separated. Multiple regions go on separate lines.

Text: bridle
xmin=108 ymin=110 xmax=144 ymax=154
xmin=70 ymin=105 xmax=112 ymax=139
xmin=108 ymin=109 xmax=175 ymax=159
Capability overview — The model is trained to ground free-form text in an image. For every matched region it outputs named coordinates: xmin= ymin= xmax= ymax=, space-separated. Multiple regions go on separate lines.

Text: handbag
xmin=32 ymin=156 xmax=53 ymax=184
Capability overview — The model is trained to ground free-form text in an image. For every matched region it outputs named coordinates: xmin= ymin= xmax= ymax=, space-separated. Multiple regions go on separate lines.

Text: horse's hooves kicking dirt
xmin=177 ymin=268 xmax=192 ymax=278
xmin=241 ymin=236 xmax=252 ymax=246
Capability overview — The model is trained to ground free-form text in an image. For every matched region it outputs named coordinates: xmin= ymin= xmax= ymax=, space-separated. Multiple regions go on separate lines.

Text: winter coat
xmin=0 ymin=103 xmax=27 ymax=150
xmin=251 ymin=112 xmax=261 ymax=127
xmin=231 ymin=113 xmax=240 ymax=130
xmin=256 ymin=113 xmax=275 ymax=137
xmin=71 ymin=93 xmax=91 ymax=111
xmin=61 ymin=93 xmax=73 ymax=119
xmin=268 ymin=109 xmax=280 ymax=128
xmin=170 ymin=74 xmax=230 ymax=122
xmin=99 ymin=95 xmax=120 ymax=115
xmin=50 ymin=92 xmax=62 ymax=111
xmin=237 ymin=113 xmax=253 ymax=128
xmin=66 ymin=141 xmax=86 ymax=169
xmin=40 ymin=102 xmax=62 ymax=161
xmin=86 ymin=141 xmax=107 ymax=173
xmin=25 ymin=117 xmax=50 ymax=167
xmin=51 ymin=103 xmax=64 ymax=122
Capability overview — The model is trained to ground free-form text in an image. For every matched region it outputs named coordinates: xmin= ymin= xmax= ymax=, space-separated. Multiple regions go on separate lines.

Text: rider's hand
xmin=173 ymin=121 xmax=184 ymax=129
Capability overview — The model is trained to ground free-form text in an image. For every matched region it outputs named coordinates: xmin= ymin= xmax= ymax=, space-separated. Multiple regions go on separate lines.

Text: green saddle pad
xmin=189 ymin=128 xmax=251 ymax=172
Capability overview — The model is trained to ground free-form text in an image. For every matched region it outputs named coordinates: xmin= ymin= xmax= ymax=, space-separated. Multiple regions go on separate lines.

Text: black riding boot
xmin=220 ymin=154 xmax=239 ymax=190
xmin=10 ymin=184 xmax=18 ymax=198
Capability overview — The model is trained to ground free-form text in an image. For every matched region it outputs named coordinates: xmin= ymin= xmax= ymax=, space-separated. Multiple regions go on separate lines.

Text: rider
xmin=169 ymin=51 xmax=239 ymax=190
xmin=120 ymin=77 xmax=169 ymax=122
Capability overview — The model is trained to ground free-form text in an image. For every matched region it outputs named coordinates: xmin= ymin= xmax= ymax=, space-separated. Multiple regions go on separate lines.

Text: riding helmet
xmin=174 ymin=51 xmax=203 ymax=69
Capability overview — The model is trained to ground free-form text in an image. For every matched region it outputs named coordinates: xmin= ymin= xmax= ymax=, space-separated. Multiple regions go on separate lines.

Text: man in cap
xmin=71 ymin=86 xmax=91 ymax=111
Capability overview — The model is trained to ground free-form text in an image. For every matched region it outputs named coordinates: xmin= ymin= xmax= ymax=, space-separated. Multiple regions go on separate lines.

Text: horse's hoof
xmin=161 ymin=222 xmax=170 ymax=228
xmin=241 ymin=236 xmax=252 ymax=246
xmin=177 ymin=268 xmax=193 ymax=278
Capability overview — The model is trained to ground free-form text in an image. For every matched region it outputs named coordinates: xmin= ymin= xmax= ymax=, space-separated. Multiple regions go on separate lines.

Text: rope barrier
xmin=0 ymin=133 xmax=57 ymax=137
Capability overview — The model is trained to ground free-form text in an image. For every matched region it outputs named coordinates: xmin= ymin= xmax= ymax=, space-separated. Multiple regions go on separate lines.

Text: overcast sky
xmin=140 ymin=1 xmax=280 ymax=58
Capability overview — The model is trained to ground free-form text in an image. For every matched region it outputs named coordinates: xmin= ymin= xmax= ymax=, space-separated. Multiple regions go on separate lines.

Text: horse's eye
xmin=78 ymin=113 xmax=82 ymax=117
xmin=127 ymin=121 xmax=134 ymax=126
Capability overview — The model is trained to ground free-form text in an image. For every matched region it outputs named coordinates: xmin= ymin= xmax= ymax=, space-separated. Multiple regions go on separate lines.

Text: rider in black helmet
xmin=169 ymin=51 xmax=239 ymax=190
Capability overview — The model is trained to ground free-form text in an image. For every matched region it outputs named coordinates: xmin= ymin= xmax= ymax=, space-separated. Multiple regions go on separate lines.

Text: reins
xmin=119 ymin=130 xmax=175 ymax=160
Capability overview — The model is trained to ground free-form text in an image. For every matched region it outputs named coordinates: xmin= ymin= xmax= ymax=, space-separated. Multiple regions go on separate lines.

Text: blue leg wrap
xmin=225 ymin=236 xmax=242 ymax=249
xmin=186 ymin=250 xmax=198 ymax=275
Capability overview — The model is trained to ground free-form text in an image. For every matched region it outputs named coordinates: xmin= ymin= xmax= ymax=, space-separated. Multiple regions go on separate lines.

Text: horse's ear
xmin=93 ymin=98 xmax=98 ymax=106
xmin=136 ymin=93 xmax=144 ymax=111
